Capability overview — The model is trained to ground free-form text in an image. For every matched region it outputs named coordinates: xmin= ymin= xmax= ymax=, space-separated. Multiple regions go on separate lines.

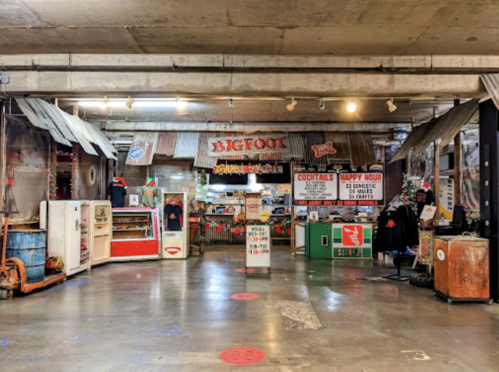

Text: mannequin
xmin=108 ymin=177 xmax=127 ymax=208
xmin=416 ymin=182 xmax=434 ymax=218
xmin=141 ymin=178 xmax=161 ymax=208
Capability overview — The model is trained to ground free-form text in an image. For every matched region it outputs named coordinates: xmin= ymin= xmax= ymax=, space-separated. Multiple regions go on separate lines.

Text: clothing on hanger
xmin=108 ymin=177 xmax=127 ymax=208
xmin=164 ymin=199 xmax=183 ymax=231
xmin=141 ymin=178 xmax=161 ymax=208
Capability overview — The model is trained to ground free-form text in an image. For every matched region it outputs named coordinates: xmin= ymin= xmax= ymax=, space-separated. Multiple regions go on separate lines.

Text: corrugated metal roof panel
xmin=288 ymin=132 xmax=305 ymax=159
xmin=87 ymin=124 xmax=118 ymax=160
xmin=195 ymin=132 xmax=220 ymax=168
xmin=392 ymin=99 xmax=479 ymax=162
xmin=174 ymin=132 xmax=199 ymax=159
xmin=481 ymin=74 xmax=499 ymax=111
xmin=58 ymin=111 xmax=98 ymax=156
xmin=348 ymin=133 xmax=376 ymax=166
xmin=126 ymin=132 xmax=159 ymax=166
xmin=325 ymin=132 xmax=349 ymax=160
xmin=304 ymin=132 xmax=327 ymax=165
xmin=31 ymin=99 xmax=77 ymax=143
xmin=15 ymin=98 xmax=47 ymax=130
xmin=156 ymin=132 xmax=177 ymax=155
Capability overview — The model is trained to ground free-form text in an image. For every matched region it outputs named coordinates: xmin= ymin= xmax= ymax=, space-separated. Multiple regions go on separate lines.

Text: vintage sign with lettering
xmin=208 ymin=134 xmax=289 ymax=157
xmin=294 ymin=173 xmax=338 ymax=205
xmin=339 ymin=173 xmax=384 ymax=205
xmin=246 ymin=226 xmax=271 ymax=268
xmin=312 ymin=142 xmax=337 ymax=158
xmin=213 ymin=163 xmax=283 ymax=175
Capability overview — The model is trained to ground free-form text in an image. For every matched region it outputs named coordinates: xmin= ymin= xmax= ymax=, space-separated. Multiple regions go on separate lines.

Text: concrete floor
xmin=1 ymin=245 xmax=498 ymax=372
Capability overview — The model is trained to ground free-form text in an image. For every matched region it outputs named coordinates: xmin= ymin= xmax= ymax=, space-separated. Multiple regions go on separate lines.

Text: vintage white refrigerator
xmin=46 ymin=201 xmax=91 ymax=276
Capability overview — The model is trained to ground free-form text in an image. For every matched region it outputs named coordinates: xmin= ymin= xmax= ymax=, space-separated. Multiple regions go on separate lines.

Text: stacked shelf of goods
xmin=80 ymin=221 xmax=90 ymax=265
xmin=112 ymin=214 xmax=153 ymax=240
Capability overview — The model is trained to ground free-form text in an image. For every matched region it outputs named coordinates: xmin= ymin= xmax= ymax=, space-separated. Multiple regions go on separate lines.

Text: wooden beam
xmin=72 ymin=105 xmax=79 ymax=116
xmin=454 ymin=99 xmax=462 ymax=206
xmin=105 ymin=122 xmax=407 ymax=133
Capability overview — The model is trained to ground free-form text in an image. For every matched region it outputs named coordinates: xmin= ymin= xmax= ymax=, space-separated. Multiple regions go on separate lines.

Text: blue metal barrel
xmin=6 ymin=230 xmax=46 ymax=283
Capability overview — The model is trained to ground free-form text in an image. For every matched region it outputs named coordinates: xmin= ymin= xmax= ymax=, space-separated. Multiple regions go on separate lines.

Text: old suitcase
xmin=434 ymin=235 xmax=490 ymax=303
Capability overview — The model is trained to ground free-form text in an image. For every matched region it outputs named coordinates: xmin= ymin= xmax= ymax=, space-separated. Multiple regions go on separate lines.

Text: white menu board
xmin=246 ymin=226 xmax=271 ymax=268
xmin=339 ymin=173 xmax=383 ymax=201
xmin=294 ymin=173 xmax=337 ymax=200
xmin=245 ymin=197 xmax=262 ymax=220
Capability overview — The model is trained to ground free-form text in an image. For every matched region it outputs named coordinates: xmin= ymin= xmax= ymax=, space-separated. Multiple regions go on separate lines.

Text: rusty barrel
xmin=6 ymin=230 xmax=46 ymax=283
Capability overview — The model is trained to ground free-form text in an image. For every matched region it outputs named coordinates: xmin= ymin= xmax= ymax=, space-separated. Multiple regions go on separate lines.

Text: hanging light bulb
xmin=319 ymin=100 xmax=325 ymax=110
xmin=386 ymin=98 xmax=397 ymax=112
xmin=346 ymin=102 xmax=356 ymax=113
xmin=176 ymin=98 xmax=188 ymax=110
xmin=286 ymin=98 xmax=298 ymax=112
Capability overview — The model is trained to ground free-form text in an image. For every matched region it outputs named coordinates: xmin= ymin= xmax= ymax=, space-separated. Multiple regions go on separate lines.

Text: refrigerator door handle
xmin=322 ymin=235 xmax=328 ymax=246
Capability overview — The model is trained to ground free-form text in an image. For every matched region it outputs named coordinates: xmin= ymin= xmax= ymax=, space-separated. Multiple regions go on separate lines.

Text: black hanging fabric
xmin=375 ymin=204 xmax=419 ymax=253
xmin=108 ymin=180 xmax=127 ymax=208
xmin=416 ymin=189 xmax=434 ymax=218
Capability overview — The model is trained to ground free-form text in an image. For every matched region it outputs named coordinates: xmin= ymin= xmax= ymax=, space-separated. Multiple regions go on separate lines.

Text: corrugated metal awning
xmin=156 ymin=132 xmax=177 ymax=156
xmin=391 ymin=99 xmax=479 ymax=163
xmin=174 ymin=132 xmax=200 ymax=159
xmin=195 ymin=132 xmax=220 ymax=168
xmin=126 ymin=132 xmax=159 ymax=166
xmin=481 ymin=74 xmax=499 ymax=111
xmin=15 ymin=98 xmax=117 ymax=158
xmin=348 ymin=133 xmax=376 ymax=166
xmin=325 ymin=132 xmax=349 ymax=160
xmin=304 ymin=132 xmax=327 ymax=165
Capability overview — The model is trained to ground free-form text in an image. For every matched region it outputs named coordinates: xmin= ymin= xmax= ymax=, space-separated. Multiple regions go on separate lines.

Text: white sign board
xmin=339 ymin=173 xmax=383 ymax=201
xmin=439 ymin=178 xmax=454 ymax=220
xmin=129 ymin=194 xmax=139 ymax=207
xmin=246 ymin=225 xmax=271 ymax=268
xmin=278 ymin=184 xmax=291 ymax=194
xmin=294 ymin=174 xmax=337 ymax=200
xmin=420 ymin=205 xmax=437 ymax=221
xmin=246 ymin=197 xmax=262 ymax=220
xmin=309 ymin=211 xmax=319 ymax=221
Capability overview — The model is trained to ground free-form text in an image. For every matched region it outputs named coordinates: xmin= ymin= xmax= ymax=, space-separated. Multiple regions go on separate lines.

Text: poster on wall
xmin=439 ymin=178 xmax=454 ymax=221
xmin=245 ymin=193 xmax=262 ymax=220
xmin=339 ymin=173 xmax=384 ymax=206
xmin=294 ymin=173 xmax=338 ymax=205
xmin=246 ymin=226 xmax=271 ymax=268
xmin=277 ymin=184 xmax=291 ymax=194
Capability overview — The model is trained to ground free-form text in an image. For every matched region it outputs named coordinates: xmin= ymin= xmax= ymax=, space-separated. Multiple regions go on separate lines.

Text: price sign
xmin=294 ymin=173 xmax=337 ymax=201
xmin=339 ymin=173 xmax=384 ymax=205
xmin=246 ymin=226 xmax=271 ymax=268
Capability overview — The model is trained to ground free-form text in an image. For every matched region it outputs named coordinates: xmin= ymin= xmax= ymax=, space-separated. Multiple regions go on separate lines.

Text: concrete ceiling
xmin=59 ymin=98 xmax=457 ymax=124
xmin=2 ymin=0 xmax=499 ymax=55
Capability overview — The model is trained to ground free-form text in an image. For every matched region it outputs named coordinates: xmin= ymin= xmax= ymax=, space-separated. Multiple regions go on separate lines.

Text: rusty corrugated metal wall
xmin=325 ymin=132 xmax=349 ymax=161
xmin=303 ymin=132 xmax=327 ymax=165
xmin=126 ymin=132 xmax=159 ymax=166
xmin=174 ymin=132 xmax=200 ymax=159
xmin=156 ymin=132 xmax=177 ymax=155
xmin=348 ymin=133 xmax=376 ymax=166
xmin=195 ymin=132 xmax=221 ymax=168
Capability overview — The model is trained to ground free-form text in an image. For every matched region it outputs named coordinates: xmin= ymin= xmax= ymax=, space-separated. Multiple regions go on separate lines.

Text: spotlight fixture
xmin=386 ymin=98 xmax=397 ymax=112
xmin=319 ymin=100 xmax=325 ymax=110
xmin=125 ymin=96 xmax=135 ymax=109
xmin=99 ymin=97 xmax=109 ymax=110
xmin=346 ymin=102 xmax=356 ymax=113
xmin=229 ymin=98 xmax=233 ymax=108
xmin=176 ymin=98 xmax=188 ymax=110
xmin=286 ymin=98 xmax=298 ymax=112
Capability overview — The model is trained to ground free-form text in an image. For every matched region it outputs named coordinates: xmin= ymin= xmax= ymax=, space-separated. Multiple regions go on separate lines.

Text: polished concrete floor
xmin=1 ymin=245 xmax=499 ymax=372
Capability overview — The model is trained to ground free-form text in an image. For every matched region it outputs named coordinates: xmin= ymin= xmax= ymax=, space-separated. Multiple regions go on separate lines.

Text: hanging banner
xmin=339 ymin=173 xmax=384 ymax=206
xmin=246 ymin=226 xmax=271 ymax=268
xmin=439 ymin=178 xmax=454 ymax=221
xmin=213 ymin=163 xmax=283 ymax=175
xmin=294 ymin=173 xmax=338 ymax=205
xmin=208 ymin=134 xmax=289 ymax=157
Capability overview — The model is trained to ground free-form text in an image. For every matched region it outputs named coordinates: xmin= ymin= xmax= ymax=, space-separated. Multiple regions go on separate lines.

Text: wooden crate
xmin=434 ymin=236 xmax=489 ymax=300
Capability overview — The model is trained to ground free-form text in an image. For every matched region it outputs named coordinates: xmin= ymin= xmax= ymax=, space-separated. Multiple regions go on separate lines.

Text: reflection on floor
xmin=0 ymin=245 xmax=498 ymax=371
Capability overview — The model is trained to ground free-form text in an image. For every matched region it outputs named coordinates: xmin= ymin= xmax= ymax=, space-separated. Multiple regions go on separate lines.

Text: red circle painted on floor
xmin=235 ymin=268 xmax=256 ymax=273
xmin=239 ymin=253 xmax=246 ymax=257
xmin=230 ymin=293 xmax=259 ymax=301
xmin=220 ymin=347 xmax=266 ymax=365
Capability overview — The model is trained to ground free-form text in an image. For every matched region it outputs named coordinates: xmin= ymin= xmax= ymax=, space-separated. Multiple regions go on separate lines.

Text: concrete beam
xmin=3 ymin=54 xmax=499 ymax=70
xmin=1 ymin=70 xmax=485 ymax=98
xmin=105 ymin=122 xmax=407 ymax=132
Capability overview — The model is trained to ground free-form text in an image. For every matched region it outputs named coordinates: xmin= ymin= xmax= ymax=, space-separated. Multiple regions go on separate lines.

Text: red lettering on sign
xmin=275 ymin=138 xmax=285 ymax=148
xmin=254 ymin=139 xmax=265 ymax=149
xmin=266 ymin=139 xmax=276 ymax=149
xmin=232 ymin=140 xmax=243 ymax=151
xmin=226 ymin=140 xmax=233 ymax=151
xmin=213 ymin=142 xmax=225 ymax=152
